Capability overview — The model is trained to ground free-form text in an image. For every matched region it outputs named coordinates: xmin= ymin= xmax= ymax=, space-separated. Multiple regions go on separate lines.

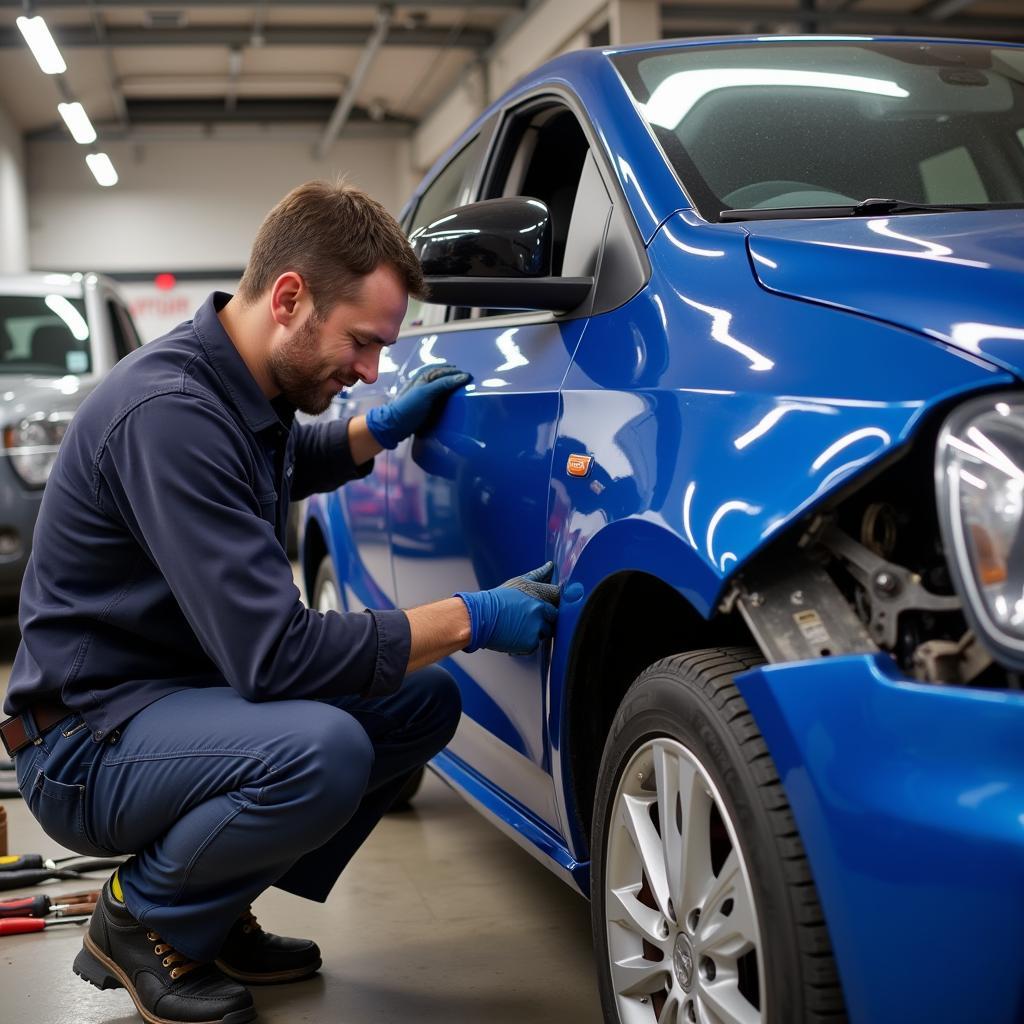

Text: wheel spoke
xmin=610 ymin=952 xmax=669 ymax=997
xmin=658 ymin=988 xmax=685 ymax=1024
xmin=622 ymin=793 xmax=673 ymax=920
xmin=697 ymin=850 xmax=757 ymax=959
xmin=653 ymin=742 xmax=684 ymax=915
xmin=697 ymin=977 xmax=761 ymax=1024
xmin=675 ymin=760 xmax=714 ymax=917
xmin=610 ymin=883 xmax=668 ymax=945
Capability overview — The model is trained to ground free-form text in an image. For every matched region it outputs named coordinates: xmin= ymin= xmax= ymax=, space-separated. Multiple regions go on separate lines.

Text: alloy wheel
xmin=315 ymin=576 xmax=342 ymax=614
xmin=604 ymin=737 xmax=764 ymax=1024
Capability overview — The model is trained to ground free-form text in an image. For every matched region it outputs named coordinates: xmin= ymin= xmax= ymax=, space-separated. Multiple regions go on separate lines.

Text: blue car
xmin=303 ymin=36 xmax=1024 ymax=1024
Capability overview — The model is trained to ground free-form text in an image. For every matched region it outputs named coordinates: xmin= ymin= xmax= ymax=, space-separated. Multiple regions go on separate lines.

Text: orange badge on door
xmin=567 ymin=454 xmax=593 ymax=478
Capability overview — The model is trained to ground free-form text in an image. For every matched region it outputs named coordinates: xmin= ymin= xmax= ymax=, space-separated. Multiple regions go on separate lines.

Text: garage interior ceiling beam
xmin=0 ymin=0 xmax=525 ymax=7
xmin=26 ymin=98 xmax=416 ymax=139
xmin=913 ymin=0 xmax=978 ymax=18
xmin=0 ymin=24 xmax=494 ymax=49
xmin=315 ymin=4 xmax=392 ymax=160
xmin=660 ymin=3 xmax=1024 ymax=32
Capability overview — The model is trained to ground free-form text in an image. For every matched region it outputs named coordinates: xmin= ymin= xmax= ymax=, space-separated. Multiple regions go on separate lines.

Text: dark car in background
xmin=0 ymin=272 xmax=141 ymax=610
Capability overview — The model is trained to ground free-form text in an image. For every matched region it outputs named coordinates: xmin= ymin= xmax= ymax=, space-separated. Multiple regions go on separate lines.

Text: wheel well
xmin=564 ymin=571 xmax=755 ymax=860
xmin=302 ymin=516 xmax=328 ymax=605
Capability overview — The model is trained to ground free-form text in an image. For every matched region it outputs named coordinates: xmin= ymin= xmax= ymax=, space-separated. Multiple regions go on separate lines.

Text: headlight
xmin=936 ymin=392 xmax=1024 ymax=668
xmin=3 ymin=411 xmax=73 ymax=489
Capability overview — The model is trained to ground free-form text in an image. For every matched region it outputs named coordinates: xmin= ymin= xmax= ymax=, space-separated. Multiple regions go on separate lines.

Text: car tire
xmin=591 ymin=647 xmax=845 ymax=1024
xmin=312 ymin=555 xmax=425 ymax=810
xmin=312 ymin=555 xmax=344 ymax=615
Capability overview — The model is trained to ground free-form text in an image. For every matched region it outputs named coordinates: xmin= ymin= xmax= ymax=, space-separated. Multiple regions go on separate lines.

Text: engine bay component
xmin=911 ymin=631 xmax=992 ymax=685
xmin=820 ymin=523 xmax=960 ymax=649
xmin=732 ymin=553 xmax=877 ymax=664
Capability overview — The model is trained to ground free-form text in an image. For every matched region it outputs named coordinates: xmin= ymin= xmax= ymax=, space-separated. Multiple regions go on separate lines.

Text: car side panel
xmin=389 ymin=318 xmax=586 ymax=831
xmin=548 ymin=212 xmax=1014 ymax=858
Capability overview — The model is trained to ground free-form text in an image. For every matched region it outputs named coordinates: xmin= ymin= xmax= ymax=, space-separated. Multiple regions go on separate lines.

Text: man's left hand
xmin=365 ymin=365 xmax=471 ymax=450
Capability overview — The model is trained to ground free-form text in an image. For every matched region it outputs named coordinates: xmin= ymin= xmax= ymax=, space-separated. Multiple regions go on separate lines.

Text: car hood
xmin=745 ymin=210 xmax=1024 ymax=379
xmin=0 ymin=374 xmax=93 ymax=423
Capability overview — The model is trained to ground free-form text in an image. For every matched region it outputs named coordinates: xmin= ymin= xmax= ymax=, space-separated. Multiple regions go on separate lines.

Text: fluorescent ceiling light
xmin=86 ymin=152 xmax=118 ymax=187
xmin=16 ymin=16 xmax=66 ymax=75
xmin=58 ymin=102 xmax=97 ymax=145
xmin=44 ymin=295 xmax=90 ymax=341
xmin=643 ymin=69 xmax=909 ymax=130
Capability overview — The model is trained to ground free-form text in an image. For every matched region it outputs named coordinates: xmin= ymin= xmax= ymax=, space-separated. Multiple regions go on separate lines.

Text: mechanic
xmin=0 ymin=181 xmax=560 ymax=1024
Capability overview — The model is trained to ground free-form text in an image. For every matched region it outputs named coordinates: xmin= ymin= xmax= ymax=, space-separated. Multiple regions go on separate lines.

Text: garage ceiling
xmin=2 ymin=0 xmax=1023 ymax=146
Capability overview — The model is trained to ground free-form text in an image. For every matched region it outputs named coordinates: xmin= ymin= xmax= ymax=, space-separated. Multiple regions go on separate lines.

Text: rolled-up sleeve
xmin=290 ymin=419 xmax=373 ymax=500
xmin=95 ymin=393 xmax=410 ymax=701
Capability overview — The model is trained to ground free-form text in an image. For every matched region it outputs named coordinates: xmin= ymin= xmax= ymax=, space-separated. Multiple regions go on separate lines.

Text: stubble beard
xmin=267 ymin=314 xmax=339 ymax=415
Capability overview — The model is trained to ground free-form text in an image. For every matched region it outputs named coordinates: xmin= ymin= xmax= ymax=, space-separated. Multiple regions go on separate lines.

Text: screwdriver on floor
xmin=0 ymin=915 xmax=91 ymax=936
xmin=0 ymin=892 xmax=99 ymax=918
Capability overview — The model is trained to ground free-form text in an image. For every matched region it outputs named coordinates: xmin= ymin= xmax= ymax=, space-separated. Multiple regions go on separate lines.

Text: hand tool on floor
xmin=0 ymin=855 xmax=124 ymax=892
xmin=0 ymin=891 xmax=99 ymax=918
xmin=0 ymin=915 xmax=91 ymax=936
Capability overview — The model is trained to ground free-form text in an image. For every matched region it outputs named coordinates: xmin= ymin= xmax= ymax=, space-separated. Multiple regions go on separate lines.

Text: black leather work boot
xmin=73 ymin=880 xmax=256 ymax=1024
xmin=215 ymin=907 xmax=322 ymax=985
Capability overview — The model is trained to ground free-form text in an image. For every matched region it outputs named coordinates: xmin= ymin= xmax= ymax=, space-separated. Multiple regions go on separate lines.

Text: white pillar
xmin=0 ymin=101 xmax=28 ymax=273
xmin=608 ymin=0 xmax=661 ymax=44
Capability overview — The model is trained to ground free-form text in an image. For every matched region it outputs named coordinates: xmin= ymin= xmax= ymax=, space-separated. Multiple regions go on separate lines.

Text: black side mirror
xmin=410 ymin=197 xmax=593 ymax=313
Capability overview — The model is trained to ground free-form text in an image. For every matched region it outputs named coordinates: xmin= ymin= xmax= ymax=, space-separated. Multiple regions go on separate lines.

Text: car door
xmin=329 ymin=131 xmax=487 ymax=612
xmin=390 ymin=98 xmax=609 ymax=830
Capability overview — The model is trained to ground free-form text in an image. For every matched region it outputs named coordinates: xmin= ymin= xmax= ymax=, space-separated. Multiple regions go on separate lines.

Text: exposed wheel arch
xmin=301 ymin=514 xmax=329 ymax=608
xmin=562 ymin=569 xmax=756 ymax=860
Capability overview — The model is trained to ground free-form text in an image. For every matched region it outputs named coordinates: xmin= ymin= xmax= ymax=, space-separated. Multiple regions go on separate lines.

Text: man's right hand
xmin=456 ymin=562 xmax=560 ymax=655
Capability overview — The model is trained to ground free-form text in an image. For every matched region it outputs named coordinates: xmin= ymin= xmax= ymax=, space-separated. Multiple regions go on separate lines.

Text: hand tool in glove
xmin=365 ymin=364 xmax=471 ymax=449
xmin=456 ymin=561 xmax=561 ymax=655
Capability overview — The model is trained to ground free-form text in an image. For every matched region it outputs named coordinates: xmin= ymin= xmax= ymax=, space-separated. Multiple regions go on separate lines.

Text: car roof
xmin=0 ymin=272 xmax=121 ymax=300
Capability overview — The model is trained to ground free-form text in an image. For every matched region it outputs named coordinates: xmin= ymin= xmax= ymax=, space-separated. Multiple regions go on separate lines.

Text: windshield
xmin=612 ymin=40 xmax=1024 ymax=220
xmin=0 ymin=294 xmax=91 ymax=376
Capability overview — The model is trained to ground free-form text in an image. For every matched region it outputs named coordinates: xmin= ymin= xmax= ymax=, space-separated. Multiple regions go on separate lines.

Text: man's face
xmin=268 ymin=264 xmax=408 ymax=415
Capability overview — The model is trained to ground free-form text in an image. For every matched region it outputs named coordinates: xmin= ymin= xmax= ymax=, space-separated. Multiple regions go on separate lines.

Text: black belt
xmin=0 ymin=700 xmax=74 ymax=758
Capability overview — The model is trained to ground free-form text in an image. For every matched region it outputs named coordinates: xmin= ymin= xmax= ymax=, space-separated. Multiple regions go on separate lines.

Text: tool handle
xmin=0 ymin=855 xmax=46 ymax=872
xmin=0 ymin=895 xmax=50 ymax=918
xmin=62 ymin=890 xmax=101 ymax=906
xmin=0 ymin=917 xmax=46 ymax=936
xmin=0 ymin=868 xmax=78 ymax=891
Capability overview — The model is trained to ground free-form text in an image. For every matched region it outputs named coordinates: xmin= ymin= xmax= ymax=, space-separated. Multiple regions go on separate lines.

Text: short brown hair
xmin=237 ymin=180 xmax=426 ymax=311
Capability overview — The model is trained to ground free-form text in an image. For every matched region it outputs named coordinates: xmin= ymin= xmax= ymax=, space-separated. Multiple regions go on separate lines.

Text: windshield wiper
xmin=719 ymin=197 xmax=988 ymax=222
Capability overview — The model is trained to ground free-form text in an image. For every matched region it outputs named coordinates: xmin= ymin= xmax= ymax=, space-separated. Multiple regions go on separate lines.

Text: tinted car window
xmin=107 ymin=300 xmax=141 ymax=360
xmin=613 ymin=41 xmax=1024 ymax=218
xmin=0 ymin=295 xmax=91 ymax=375
xmin=402 ymin=135 xmax=484 ymax=331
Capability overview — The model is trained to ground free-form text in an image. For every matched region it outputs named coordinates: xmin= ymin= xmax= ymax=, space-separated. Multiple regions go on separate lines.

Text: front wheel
xmin=591 ymin=648 xmax=845 ymax=1024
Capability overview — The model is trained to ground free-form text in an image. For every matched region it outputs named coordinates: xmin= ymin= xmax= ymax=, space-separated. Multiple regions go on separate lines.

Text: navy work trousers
xmin=15 ymin=666 xmax=461 ymax=961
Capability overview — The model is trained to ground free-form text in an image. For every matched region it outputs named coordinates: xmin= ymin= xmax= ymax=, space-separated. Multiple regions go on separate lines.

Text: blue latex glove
xmin=456 ymin=562 xmax=560 ymax=655
xmin=365 ymin=364 xmax=471 ymax=450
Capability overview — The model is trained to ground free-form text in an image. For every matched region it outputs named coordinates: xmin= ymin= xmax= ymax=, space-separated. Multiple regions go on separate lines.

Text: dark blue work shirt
xmin=4 ymin=292 xmax=411 ymax=739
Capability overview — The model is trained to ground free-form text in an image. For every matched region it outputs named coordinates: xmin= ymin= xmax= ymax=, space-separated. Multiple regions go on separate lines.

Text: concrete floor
xmin=0 ymin=614 xmax=602 ymax=1023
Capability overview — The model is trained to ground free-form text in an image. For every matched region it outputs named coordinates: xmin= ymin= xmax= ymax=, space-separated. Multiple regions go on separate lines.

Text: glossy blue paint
xmin=303 ymin=35 xmax=1024 ymax=1020
xmin=748 ymin=210 xmax=1024 ymax=376
xmin=737 ymin=654 xmax=1024 ymax=1024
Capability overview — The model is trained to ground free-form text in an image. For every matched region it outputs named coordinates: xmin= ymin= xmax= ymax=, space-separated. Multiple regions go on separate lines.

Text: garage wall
xmin=26 ymin=135 xmax=408 ymax=273
xmin=0 ymin=101 xmax=28 ymax=274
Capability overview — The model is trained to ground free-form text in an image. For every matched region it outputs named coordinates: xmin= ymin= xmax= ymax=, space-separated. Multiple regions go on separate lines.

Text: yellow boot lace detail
xmin=147 ymin=931 xmax=201 ymax=981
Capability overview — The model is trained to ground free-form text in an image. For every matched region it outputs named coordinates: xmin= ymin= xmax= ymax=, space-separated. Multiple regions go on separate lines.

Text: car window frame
xmin=396 ymin=84 xmax=648 ymax=339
